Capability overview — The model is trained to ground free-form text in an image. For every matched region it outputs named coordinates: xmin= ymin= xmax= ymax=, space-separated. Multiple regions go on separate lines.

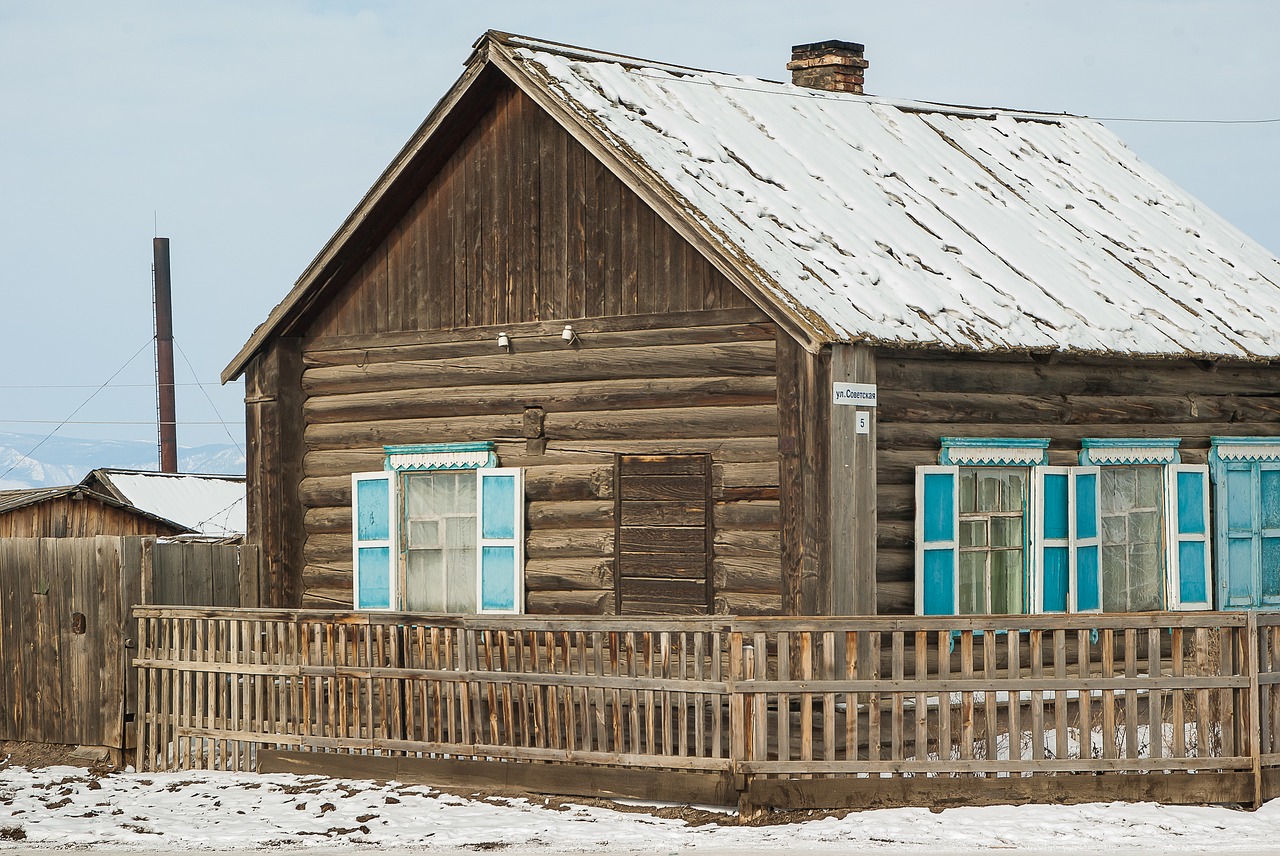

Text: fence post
xmin=1249 ymin=611 xmax=1263 ymax=808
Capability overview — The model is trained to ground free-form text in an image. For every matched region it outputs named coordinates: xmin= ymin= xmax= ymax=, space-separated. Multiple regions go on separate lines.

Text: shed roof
xmin=225 ymin=32 xmax=1280 ymax=377
xmin=80 ymin=469 xmax=247 ymax=537
xmin=0 ymin=485 xmax=192 ymax=532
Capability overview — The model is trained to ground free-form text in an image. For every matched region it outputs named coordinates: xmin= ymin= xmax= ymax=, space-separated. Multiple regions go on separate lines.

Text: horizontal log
xmin=617 ymin=553 xmax=707 ymax=579
xmin=300 ymin=477 xmax=351 ymax=510
xmin=526 ymin=590 xmax=612 ymax=615
xmin=618 ymin=527 xmax=705 ymax=553
xmin=876 ymin=389 xmax=1280 ymax=427
xmin=876 ymin=420 xmax=1272 ymax=451
xmin=301 ymin=586 xmax=352 ymax=609
xmin=525 ymin=465 xmax=614 ymax=501
xmin=303 ymin=340 xmax=777 ymax=395
xmin=714 ymin=461 xmax=779 ymax=489
xmin=878 ymin=352 xmax=1280 ymax=397
xmin=545 ymin=438 xmax=779 ymax=462
xmin=524 ymin=558 xmax=614 ymax=591
xmin=714 ymin=557 xmax=781 ymax=595
xmin=713 ymin=530 xmax=781 ymax=557
xmin=304 ymin=506 xmax=351 ymax=535
xmin=877 ymin=580 xmax=914 ymax=615
xmin=526 ymin=528 xmax=614 ymax=558
xmin=304 ymin=375 xmax=776 ymax=424
xmin=545 ymin=405 xmax=778 ymax=441
xmin=304 ymin=311 xmax=774 ymax=364
xmin=877 ymin=547 xmax=913 ymax=583
xmin=304 ymin=533 xmax=349 ymax=565
xmin=305 ymin=414 xmax=522 ymax=452
xmin=303 ymin=448 xmax=386 ymax=478
xmin=714 ymin=500 xmax=779 ymax=530
xmin=877 ymin=483 xmax=914 ymax=520
xmin=715 ymin=591 xmax=783 ymax=616
xmin=619 ymin=500 xmax=704 ymax=527
xmin=618 ymin=454 xmax=709 ymax=475
xmin=619 ymin=474 xmax=705 ymax=501
xmin=527 ymin=500 xmax=613 ymax=529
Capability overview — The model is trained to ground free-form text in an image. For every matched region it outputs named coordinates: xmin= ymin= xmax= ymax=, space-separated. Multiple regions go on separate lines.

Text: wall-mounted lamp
xmin=497 ymin=332 xmax=511 ymax=351
xmin=561 ymin=324 xmax=578 ymax=345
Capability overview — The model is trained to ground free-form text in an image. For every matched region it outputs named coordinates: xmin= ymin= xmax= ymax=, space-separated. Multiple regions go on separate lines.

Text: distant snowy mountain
xmin=0 ymin=432 xmax=245 ymax=490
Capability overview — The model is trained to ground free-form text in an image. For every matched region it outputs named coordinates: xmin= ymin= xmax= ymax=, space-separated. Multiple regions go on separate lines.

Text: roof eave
xmin=222 ymin=37 xmax=500 ymax=383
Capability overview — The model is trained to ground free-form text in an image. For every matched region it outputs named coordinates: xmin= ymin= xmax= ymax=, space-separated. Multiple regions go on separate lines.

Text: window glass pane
xmin=958 ymin=551 xmax=985 ymax=614
xmin=990 ymin=549 xmax=1023 ymax=614
xmin=1098 ymin=466 xmax=1164 ymax=612
xmin=959 ymin=469 xmax=976 ymax=514
xmin=960 ymin=520 xmax=987 ymax=548
xmin=403 ymin=471 xmax=478 ymax=614
xmin=1263 ymin=537 xmax=1280 ymax=600
xmin=977 ymin=472 xmax=1003 ymax=512
xmin=1263 ymin=470 xmax=1280 ymax=531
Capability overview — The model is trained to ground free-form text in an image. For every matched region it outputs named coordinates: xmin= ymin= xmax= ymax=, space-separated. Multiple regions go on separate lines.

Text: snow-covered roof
xmin=224 ymin=32 xmax=1280 ymax=377
xmin=83 ymin=470 xmax=246 ymax=537
xmin=505 ymin=36 xmax=1280 ymax=358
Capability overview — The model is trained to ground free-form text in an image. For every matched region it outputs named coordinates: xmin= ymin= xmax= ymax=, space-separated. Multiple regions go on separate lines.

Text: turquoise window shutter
xmin=916 ymin=466 xmax=958 ymax=615
xmin=1169 ymin=465 xmax=1212 ymax=610
xmin=352 ymin=471 xmax=397 ymax=610
xmin=1262 ymin=465 xmax=1280 ymax=606
xmin=477 ymin=468 xmax=524 ymax=613
xmin=1034 ymin=467 xmax=1071 ymax=613
xmin=1219 ymin=462 xmax=1257 ymax=608
xmin=1071 ymin=467 xmax=1102 ymax=613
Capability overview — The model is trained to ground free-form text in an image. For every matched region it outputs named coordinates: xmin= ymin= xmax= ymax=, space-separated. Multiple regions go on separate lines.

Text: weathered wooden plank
xmin=303 ymin=341 xmax=777 ymax=396
xmin=304 ymin=375 xmax=776 ymax=423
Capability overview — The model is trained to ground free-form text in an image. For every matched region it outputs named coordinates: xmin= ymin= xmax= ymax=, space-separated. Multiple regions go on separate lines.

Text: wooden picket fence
xmin=133 ymin=608 xmax=1280 ymax=811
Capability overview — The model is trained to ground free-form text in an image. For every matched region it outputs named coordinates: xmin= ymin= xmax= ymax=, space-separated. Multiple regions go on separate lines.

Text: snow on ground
xmin=3 ymin=766 xmax=1280 ymax=853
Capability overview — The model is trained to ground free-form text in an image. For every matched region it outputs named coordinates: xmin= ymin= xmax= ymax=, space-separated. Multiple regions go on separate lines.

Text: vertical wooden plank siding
xmin=245 ymin=337 xmax=306 ymax=608
xmin=828 ymin=343 xmax=876 ymax=616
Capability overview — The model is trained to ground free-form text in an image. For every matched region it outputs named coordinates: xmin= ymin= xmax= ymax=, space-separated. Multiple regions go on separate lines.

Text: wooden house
xmin=0 ymin=485 xmax=192 ymax=539
xmin=223 ymin=32 xmax=1280 ymax=620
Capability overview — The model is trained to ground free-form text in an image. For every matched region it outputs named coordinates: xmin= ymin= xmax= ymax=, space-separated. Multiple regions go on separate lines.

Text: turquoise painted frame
xmin=939 ymin=437 xmax=1050 ymax=466
xmin=383 ymin=441 xmax=498 ymax=470
xmin=1209 ymin=437 xmax=1280 ymax=610
xmin=1079 ymin=437 xmax=1181 ymax=466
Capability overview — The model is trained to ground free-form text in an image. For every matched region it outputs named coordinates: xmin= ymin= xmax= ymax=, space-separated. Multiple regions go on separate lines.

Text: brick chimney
xmin=787 ymin=40 xmax=868 ymax=94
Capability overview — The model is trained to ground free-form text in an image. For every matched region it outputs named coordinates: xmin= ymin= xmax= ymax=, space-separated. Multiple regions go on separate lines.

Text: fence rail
xmin=133 ymin=608 xmax=1280 ymax=810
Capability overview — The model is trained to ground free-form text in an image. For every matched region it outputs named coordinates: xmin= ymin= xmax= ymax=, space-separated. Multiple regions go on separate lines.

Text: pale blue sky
xmin=2 ymin=0 xmax=1277 ymax=451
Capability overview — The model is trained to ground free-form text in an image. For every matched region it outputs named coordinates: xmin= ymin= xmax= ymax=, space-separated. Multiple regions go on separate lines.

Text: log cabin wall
xmin=298 ymin=311 xmax=780 ymax=613
xmin=874 ymin=348 xmax=1280 ymax=614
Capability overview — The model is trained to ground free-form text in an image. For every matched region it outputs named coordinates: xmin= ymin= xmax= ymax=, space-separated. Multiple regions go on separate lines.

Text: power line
xmin=0 ymin=420 xmax=245 ymax=425
xmin=627 ymin=69 xmax=1280 ymax=125
xmin=174 ymin=339 xmax=246 ymax=457
xmin=0 ymin=339 xmax=155 ymax=483
xmin=0 ymin=381 xmax=242 ymax=390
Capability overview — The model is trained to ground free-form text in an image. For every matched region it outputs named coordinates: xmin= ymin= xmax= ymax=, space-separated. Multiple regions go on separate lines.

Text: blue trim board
xmin=384 ymin=442 xmax=496 ymax=455
xmin=939 ymin=437 xmax=1050 ymax=466
xmin=1079 ymin=437 xmax=1181 ymax=465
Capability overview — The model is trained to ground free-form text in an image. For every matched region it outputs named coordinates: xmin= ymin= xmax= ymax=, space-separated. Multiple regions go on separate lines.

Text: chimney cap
xmin=792 ymin=39 xmax=865 ymax=55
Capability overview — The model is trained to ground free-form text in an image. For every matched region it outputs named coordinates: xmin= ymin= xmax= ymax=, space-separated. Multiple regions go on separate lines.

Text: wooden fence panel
xmin=130 ymin=608 xmax=1280 ymax=810
xmin=0 ymin=536 xmax=257 ymax=751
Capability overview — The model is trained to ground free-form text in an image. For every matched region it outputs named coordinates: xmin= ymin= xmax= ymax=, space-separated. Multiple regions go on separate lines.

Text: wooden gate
xmin=0 ymin=536 xmax=259 ymax=751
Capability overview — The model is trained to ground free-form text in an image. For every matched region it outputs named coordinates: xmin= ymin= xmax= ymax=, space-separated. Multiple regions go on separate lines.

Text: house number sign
xmin=832 ymin=382 xmax=877 ymax=407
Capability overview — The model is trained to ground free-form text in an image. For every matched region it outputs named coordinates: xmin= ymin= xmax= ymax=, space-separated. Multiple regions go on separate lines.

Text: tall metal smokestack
xmin=153 ymin=237 xmax=178 ymax=473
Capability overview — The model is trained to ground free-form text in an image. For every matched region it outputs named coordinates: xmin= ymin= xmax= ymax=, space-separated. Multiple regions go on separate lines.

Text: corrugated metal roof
xmin=85 ymin=470 xmax=246 ymax=537
xmin=509 ymin=38 xmax=1280 ymax=359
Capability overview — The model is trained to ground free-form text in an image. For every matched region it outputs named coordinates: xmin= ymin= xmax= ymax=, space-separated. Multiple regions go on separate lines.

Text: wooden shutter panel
xmin=476 ymin=468 xmax=524 ymax=613
xmin=352 ymin=471 xmax=396 ymax=611
xmin=1168 ymin=464 xmax=1212 ymax=611
xmin=1034 ymin=466 xmax=1071 ymax=613
xmin=915 ymin=466 xmax=958 ymax=615
xmin=615 ymin=454 xmax=711 ymax=615
xmin=1071 ymin=466 xmax=1102 ymax=613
